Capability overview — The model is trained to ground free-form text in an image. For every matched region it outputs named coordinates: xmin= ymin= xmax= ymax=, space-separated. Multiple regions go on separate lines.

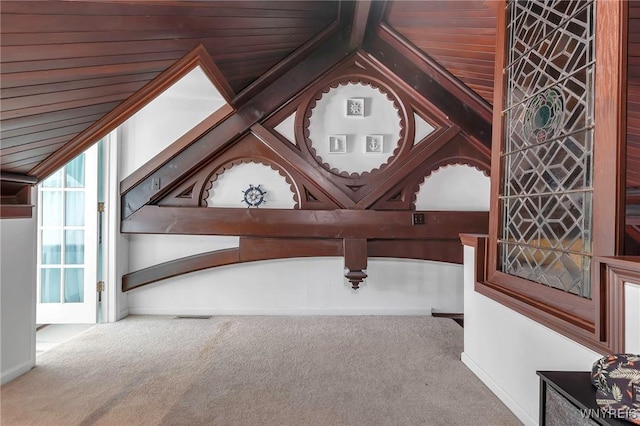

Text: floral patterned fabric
xmin=591 ymin=354 xmax=640 ymax=424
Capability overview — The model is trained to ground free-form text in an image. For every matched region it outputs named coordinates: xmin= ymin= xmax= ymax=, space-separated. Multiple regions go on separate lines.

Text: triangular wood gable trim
xmin=116 ymin=14 xmax=496 ymax=290
xmin=29 ymin=44 xmax=234 ymax=181
xmin=121 ymin=33 xmax=353 ymax=219
xmin=122 ymin=43 xmax=495 ymax=219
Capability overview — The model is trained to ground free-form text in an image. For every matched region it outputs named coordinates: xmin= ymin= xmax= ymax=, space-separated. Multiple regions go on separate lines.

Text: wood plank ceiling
xmin=0 ymin=0 xmax=339 ymax=177
xmin=384 ymin=0 xmax=496 ymax=104
xmin=0 ymin=0 xmax=498 ymax=205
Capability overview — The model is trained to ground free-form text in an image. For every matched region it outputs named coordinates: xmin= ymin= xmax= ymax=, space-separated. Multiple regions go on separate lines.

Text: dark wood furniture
xmin=537 ymin=371 xmax=629 ymax=426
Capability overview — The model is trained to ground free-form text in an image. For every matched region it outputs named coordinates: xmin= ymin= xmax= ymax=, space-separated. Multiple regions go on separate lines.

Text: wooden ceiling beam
xmin=364 ymin=25 xmax=492 ymax=148
xmin=349 ymin=0 xmax=373 ymax=50
xmin=122 ymin=206 xmax=489 ymax=240
xmin=0 ymin=172 xmax=38 ymax=184
xmin=250 ymin=124 xmax=356 ymax=209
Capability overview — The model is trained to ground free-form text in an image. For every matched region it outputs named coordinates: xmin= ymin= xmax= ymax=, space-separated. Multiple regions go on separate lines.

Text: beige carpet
xmin=1 ymin=315 xmax=520 ymax=425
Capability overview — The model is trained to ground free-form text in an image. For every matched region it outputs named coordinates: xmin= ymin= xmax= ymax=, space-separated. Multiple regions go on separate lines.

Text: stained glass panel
xmin=500 ymin=242 xmax=591 ymax=298
xmin=501 ymin=191 xmax=592 ymax=253
xmin=507 ymin=1 xmax=591 ymax=67
xmin=505 ymin=70 xmax=594 ymax=153
xmin=504 ymin=131 xmax=593 ymax=197
xmin=500 ymin=0 xmax=595 ymax=298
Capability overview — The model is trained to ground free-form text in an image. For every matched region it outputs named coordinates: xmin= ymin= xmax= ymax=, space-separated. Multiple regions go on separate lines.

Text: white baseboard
xmin=461 ymin=352 xmax=536 ymax=426
xmin=127 ymin=307 xmax=433 ymax=316
xmin=1 ymin=360 xmax=34 ymax=385
xmin=117 ymin=308 xmax=130 ymax=321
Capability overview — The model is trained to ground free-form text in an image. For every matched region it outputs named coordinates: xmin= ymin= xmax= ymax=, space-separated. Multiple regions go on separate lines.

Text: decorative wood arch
xmin=201 ymin=158 xmax=301 ymax=209
xmin=122 ymin=49 xmax=493 ymax=291
xmin=298 ymin=75 xmax=410 ymax=179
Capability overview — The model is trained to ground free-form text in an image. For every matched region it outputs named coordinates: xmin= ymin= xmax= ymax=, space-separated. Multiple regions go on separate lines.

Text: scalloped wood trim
xmin=301 ymin=76 xmax=408 ymax=179
xmin=201 ymin=157 xmax=300 ymax=209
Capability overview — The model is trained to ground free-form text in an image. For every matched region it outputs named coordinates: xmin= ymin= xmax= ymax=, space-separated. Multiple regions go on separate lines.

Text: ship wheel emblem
xmin=241 ymin=184 xmax=266 ymax=208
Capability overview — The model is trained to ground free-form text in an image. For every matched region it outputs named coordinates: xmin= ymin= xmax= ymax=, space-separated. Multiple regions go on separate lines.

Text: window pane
xmin=41 ymin=229 xmax=62 ymax=264
xmin=42 ymin=191 xmax=62 ymax=226
xmin=64 ymin=268 xmax=84 ymax=303
xmin=65 ymin=154 xmax=85 ymax=188
xmin=41 ymin=268 xmax=61 ymax=303
xmin=65 ymin=192 xmax=84 ymax=226
xmin=42 ymin=169 xmax=62 ymax=188
xmin=65 ymin=230 xmax=84 ymax=264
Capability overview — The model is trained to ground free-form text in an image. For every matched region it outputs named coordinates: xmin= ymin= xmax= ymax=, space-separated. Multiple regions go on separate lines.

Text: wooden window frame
xmin=476 ymin=0 xmax=627 ymax=353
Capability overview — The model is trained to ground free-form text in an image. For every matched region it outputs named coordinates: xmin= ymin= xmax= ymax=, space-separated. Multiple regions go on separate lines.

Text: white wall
xmin=461 ymin=244 xmax=602 ymax=426
xmin=415 ymin=165 xmax=490 ymax=211
xmin=127 ymin=257 xmax=464 ymax=315
xmin=119 ymin=66 xmax=227 ymax=180
xmin=1 ymin=214 xmax=37 ymax=384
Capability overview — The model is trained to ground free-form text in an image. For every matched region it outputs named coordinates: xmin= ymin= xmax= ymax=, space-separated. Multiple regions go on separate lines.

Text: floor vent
xmin=175 ymin=315 xmax=212 ymax=320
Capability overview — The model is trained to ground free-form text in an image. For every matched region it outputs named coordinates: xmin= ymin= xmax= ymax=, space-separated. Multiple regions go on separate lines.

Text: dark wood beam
xmin=349 ymin=0 xmax=373 ymax=50
xmin=0 ymin=204 xmax=34 ymax=219
xmin=364 ymin=25 xmax=492 ymax=148
xmin=122 ymin=248 xmax=240 ymax=292
xmin=239 ymin=237 xmax=343 ymax=261
xmin=0 ymin=172 xmax=38 ymax=184
xmin=0 ymin=179 xmax=33 ymax=218
xmin=122 ymin=206 xmax=488 ymax=239
xmin=121 ymin=235 xmax=477 ymax=292
xmin=121 ymin=32 xmax=351 ymax=219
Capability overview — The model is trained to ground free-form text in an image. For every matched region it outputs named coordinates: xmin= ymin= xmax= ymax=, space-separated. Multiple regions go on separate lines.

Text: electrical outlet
xmin=412 ymin=213 xmax=425 ymax=225
xmin=152 ymin=178 xmax=161 ymax=190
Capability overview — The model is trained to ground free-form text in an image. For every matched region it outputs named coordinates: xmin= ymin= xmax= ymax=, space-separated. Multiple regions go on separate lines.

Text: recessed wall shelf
xmin=365 ymin=135 xmax=383 ymax=153
xmin=346 ymin=98 xmax=364 ymax=117
xmin=328 ymin=134 xmax=347 ymax=153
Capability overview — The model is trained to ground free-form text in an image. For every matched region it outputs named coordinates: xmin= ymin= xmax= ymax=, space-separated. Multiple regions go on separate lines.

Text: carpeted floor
xmin=1 ymin=315 xmax=520 ymax=425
